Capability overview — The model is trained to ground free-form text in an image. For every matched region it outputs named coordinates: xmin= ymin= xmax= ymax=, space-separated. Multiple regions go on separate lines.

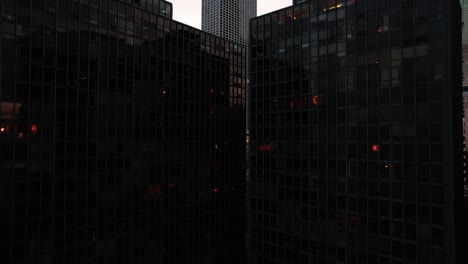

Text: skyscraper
xmin=202 ymin=0 xmax=256 ymax=204
xmin=202 ymin=0 xmax=257 ymax=47
xmin=249 ymin=0 xmax=464 ymax=264
xmin=460 ymin=1 xmax=468 ymax=201
xmin=461 ymin=0 xmax=468 ymax=85
xmin=0 ymin=0 xmax=246 ymax=263
xmin=461 ymin=0 xmax=468 ymax=41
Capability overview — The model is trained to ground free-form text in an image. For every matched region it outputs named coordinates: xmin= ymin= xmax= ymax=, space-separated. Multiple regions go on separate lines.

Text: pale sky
xmin=170 ymin=0 xmax=291 ymax=29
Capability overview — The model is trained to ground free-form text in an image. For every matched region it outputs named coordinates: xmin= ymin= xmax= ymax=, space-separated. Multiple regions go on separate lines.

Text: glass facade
xmin=0 ymin=0 xmax=246 ymax=263
xmin=124 ymin=0 xmax=173 ymax=19
xmin=249 ymin=0 xmax=463 ymax=264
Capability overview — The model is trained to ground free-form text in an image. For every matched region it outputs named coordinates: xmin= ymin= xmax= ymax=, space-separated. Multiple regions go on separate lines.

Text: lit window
xmin=31 ymin=124 xmax=38 ymax=135
xmin=258 ymin=145 xmax=271 ymax=152
xmin=372 ymin=145 xmax=379 ymax=152
xmin=312 ymin=96 xmax=319 ymax=105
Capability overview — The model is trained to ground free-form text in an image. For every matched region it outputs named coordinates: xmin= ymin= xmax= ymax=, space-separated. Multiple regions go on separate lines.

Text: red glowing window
xmin=31 ymin=124 xmax=38 ymax=135
xmin=258 ymin=145 xmax=271 ymax=152
xmin=214 ymin=188 xmax=219 ymax=193
xmin=18 ymin=133 xmax=24 ymax=139
xmin=372 ymin=145 xmax=379 ymax=152
xmin=312 ymin=96 xmax=319 ymax=105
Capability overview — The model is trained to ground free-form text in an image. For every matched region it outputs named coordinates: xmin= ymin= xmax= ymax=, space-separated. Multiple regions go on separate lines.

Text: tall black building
xmin=249 ymin=0 xmax=463 ymax=264
xmin=0 ymin=0 xmax=246 ymax=263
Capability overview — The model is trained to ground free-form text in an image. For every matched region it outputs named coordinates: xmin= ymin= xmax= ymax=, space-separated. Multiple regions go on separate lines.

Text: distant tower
xmin=461 ymin=1 xmax=468 ymax=198
xmin=202 ymin=1 xmax=255 ymax=247
xmin=462 ymin=0 xmax=468 ymax=43
xmin=462 ymin=0 xmax=468 ymax=86
xmin=202 ymin=0 xmax=256 ymax=144
xmin=202 ymin=0 xmax=256 ymax=47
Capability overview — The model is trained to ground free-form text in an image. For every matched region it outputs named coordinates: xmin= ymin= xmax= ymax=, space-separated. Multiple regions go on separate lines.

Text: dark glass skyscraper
xmin=0 ymin=0 xmax=246 ymax=263
xmin=249 ymin=0 xmax=463 ymax=263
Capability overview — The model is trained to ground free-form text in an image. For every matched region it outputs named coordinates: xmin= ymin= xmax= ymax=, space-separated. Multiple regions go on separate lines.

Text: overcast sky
xmin=170 ymin=0 xmax=291 ymax=29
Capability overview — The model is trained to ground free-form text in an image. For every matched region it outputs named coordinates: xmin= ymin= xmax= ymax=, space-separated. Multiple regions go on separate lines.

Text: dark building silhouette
xmin=249 ymin=0 xmax=464 ymax=264
xmin=126 ymin=0 xmax=174 ymax=18
xmin=0 ymin=0 xmax=246 ymax=263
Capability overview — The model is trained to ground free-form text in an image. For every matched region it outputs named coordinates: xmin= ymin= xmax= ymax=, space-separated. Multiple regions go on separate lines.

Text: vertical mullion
xmin=160 ymin=16 xmax=165 ymax=263
xmin=38 ymin=0 xmax=48 ymax=258
xmin=131 ymin=4 xmax=136 ymax=261
xmin=114 ymin=1 xmax=119 ymax=264
xmin=353 ymin=2 xmax=358 ymax=263
xmin=427 ymin=0 xmax=433 ymax=259
xmin=113 ymin=3 xmax=119 ymax=263
xmin=376 ymin=2 xmax=381 ymax=262
xmin=74 ymin=0 xmax=81 ymax=260
xmin=24 ymin=0 xmax=34 ymax=258
xmin=123 ymin=2 xmax=130 ymax=260
xmin=82 ymin=0 xmax=90 ymax=261
xmin=144 ymin=10 xmax=151 ymax=264
xmin=0 ymin=0 xmax=2 ymax=99
xmin=8 ymin=0 xmax=18 ymax=263
xmin=138 ymin=10 xmax=143 ymax=263
xmin=99 ymin=0 xmax=110 ymax=263
xmin=388 ymin=0 xmax=394 ymax=259
xmin=412 ymin=0 xmax=418 ymax=262
xmin=43 ymin=0 xmax=58 ymax=262
xmin=152 ymin=13 xmax=158 ymax=264
xmin=364 ymin=0 xmax=370 ymax=262
xmin=344 ymin=0 xmax=349 ymax=262
xmin=93 ymin=0 xmax=101 ymax=263
xmin=399 ymin=0 xmax=405 ymax=261
xmin=334 ymin=1 xmax=339 ymax=262
xmin=86 ymin=0 xmax=94 ymax=262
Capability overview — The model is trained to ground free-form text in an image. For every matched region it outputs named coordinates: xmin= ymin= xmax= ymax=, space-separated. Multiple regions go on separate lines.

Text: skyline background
xmin=171 ymin=0 xmax=291 ymax=29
